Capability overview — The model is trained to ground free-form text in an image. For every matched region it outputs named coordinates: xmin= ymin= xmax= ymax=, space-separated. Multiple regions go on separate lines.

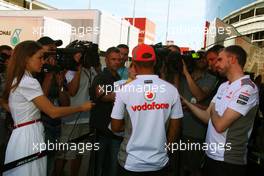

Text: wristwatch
xmin=190 ymin=97 xmax=197 ymax=104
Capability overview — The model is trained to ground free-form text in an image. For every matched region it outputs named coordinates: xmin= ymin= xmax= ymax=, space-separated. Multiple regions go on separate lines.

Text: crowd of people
xmin=0 ymin=37 xmax=263 ymax=176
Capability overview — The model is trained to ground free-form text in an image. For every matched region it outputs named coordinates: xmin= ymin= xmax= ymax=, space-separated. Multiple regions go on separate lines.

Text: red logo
xmin=131 ymin=102 xmax=169 ymax=112
xmin=226 ymin=91 xmax=233 ymax=99
xmin=144 ymin=91 xmax=155 ymax=101
xmin=241 ymin=91 xmax=250 ymax=96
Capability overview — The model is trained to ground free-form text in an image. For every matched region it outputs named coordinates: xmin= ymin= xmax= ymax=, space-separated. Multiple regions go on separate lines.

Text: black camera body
xmin=181 ymin=50 xmax=203 ymax=73
xmin=43 ymin=40 xmax=99 ymax=73
xmin=152 ymin=43 xmax=202 ymax=74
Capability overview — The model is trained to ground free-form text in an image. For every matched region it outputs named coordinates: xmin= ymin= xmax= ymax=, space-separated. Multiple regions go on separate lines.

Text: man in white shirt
xmin=111 ymin=44 xmax=183 ymax=176
xmin=54 ymin=51 xmax=97 ymax=176
xmin=182 ymin=45 xmax=259 ymax=176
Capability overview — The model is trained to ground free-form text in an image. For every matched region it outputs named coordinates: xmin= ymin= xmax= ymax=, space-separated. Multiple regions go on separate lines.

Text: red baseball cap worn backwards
xmin=132 ymin=44 xmax=156 ymax=62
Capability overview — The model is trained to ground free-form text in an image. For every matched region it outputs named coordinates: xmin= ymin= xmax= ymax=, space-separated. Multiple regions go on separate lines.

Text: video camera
xmin=43 ymin=40 xmax=99 ymax=72
xmin=181 ymin=50 xmax=204 ymax=72
xmin=152 ymin=42 xmax=203 ymax=74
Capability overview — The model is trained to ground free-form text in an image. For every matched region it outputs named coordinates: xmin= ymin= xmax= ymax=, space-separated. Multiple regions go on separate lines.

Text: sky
xmin=205 ymin=0 xmax=256 ymax=21
xmin=40 ymin=0 xmax=206 ymax=50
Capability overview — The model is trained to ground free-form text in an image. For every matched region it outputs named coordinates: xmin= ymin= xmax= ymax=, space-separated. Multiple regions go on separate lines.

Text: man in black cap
xmin=37 ymin=36 xmax=64 ymax=97
xmin=37 ymin=36 xmax=65 ymax=100
xmin=37 ymin=36 xmax=63 ymax=50
xmin=37 ymin=36 xmax=69 ymax=176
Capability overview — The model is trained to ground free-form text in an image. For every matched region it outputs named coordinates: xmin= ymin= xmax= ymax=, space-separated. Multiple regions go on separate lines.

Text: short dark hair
xmin=117 ymin=44 xmax=129 ymax=50
xmin=167 ymin=45 xmax=181 ymax=53
xmin=133 ymin=61 xmax=155 ymax=68
xmin=0 ymin=45 xmax=12 ymax=53
xmin=105 ymin=47 xmax=120 ymax=58
xmin=206 ymin=45 xmax=224 ymax=56
xmin=224 ymin=45 xmax=247 ymax=68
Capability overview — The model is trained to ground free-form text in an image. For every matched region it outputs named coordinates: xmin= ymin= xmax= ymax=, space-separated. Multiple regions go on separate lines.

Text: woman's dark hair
xmin=164 ymin=51 xmax=183 ymax=84
xmin=153 ymin=47 xmax=170 ymax=76
xmin=3 ymin=40 xmax=42 ymax=100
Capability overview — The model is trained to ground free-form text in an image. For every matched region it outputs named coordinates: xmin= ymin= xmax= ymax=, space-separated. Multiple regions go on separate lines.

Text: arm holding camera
xmin=56 ymin=71 xmax=70 ymax=106
xmin=41 ymin=57 xmax=70 ymax=106
xmin=42 ymin=73 xmax=53 ymax=96
xmin=182 ymin=60 xmax=208 ymax=102
xmin=41 ymin=57 xmax=56 ymax=96
xmin=66 ymin=53 xmax=82 ymax=97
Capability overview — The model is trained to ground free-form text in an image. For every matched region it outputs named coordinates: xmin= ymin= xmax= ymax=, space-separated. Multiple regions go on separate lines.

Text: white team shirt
xmin=206 ymin=75 xmax=259 ymax=164
xmin=111 ymin=75 xmax=183 ymax=172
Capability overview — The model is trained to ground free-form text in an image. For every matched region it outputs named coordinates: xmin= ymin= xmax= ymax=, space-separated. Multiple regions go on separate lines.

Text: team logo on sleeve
xmin=241 ymin=78 xmax=255 ymax=88
xmin=237 ymin=99 xmax=247 ymax=105
xmin=239 ymin=94 xmax=249 ymax=102
xmin=144 ymin=91 xmax=156 ymax=101
xmin=237 ymin=93 xmax=250 ymax=105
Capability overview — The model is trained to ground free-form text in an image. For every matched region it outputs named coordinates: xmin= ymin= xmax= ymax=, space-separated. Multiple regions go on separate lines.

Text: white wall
xmin=0 ymin=10 xmax=139 ymax=52
xmin=43 ymin=17 xmax=72 ymax=47
xmin=99 ymin=12 xmax=121 ymax=51
xmin=0 ymin=16 xmax=71 ymax=47
xmin=120 ymin=19 xmax=130 ymax=45
xmin=128 ymin=25 xmax=139 ymax=56
xmin=0 ymin=10 xmax=101 ymax=44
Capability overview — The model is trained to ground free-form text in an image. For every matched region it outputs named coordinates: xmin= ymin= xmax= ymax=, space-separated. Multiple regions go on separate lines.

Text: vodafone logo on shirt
xmin=131 ymin=102 xmax=170 ymax=112
xmin=131 ymin=91 xmax=170 ymax=112
xmin=144 ymin=91 xmax=155 ymax=101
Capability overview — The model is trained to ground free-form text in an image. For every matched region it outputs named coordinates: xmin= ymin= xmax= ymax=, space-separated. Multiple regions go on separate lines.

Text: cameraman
xmin=179 ymin=52 xmax=217 ymax=176
xmin=0 ymin=45 xmax=12 ymax=175
xmin=36 ymin=36 xmax=69 ymax=176
xmin=54 ymin=49 xmax=97 ymax=176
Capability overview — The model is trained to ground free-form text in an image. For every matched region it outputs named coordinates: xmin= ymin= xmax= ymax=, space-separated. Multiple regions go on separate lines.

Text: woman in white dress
xmin=2 ymin=41 xmax=94 ymax=176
